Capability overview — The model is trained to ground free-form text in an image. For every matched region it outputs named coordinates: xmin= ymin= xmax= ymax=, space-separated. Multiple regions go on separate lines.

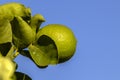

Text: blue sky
xmin=1 ymin=0 xmax=120 ymax=80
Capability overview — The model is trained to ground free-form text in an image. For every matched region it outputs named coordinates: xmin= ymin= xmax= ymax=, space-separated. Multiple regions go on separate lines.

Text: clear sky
xmin=0 ymin=0 xmax=120 ymax=80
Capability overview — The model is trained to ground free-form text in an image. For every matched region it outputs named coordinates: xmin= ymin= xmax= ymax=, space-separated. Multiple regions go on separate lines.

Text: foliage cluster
xmin=0 ymin=2 xmax=77 ymax=80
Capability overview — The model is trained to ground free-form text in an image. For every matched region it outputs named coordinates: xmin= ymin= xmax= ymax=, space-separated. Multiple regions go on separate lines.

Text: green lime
xmin=36 ymin=24 xmax=77 ymax=63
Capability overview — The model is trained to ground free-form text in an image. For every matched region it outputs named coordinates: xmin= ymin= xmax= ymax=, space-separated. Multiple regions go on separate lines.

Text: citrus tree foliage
xmin=0 ymin=2 xmax=77 ymax=80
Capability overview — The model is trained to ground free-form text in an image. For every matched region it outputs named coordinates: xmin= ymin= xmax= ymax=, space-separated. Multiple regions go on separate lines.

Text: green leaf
xmin=0 ymin=19 xmax=12 ymax=44
xmin=14 ymin=72 xmax=32 ymax=80
xmin=0 ymin=19 xmax=12 ymax=56
xmin=28 ymin=35 xmax=58 ymax=67
xmin=30 ymin=14 xmax=45 ymax=33
xmin=0 ymin=2 xmax=31 ymax=21
xmin=6 ymin=45 xmax=16 ymax=59
xmin=20 ymin=50 xmax=48 ymax=68
xmin=10 ymin=16 xmax=35 ymax=49
xmin=28 ymin=44 xmax=50 ymax=66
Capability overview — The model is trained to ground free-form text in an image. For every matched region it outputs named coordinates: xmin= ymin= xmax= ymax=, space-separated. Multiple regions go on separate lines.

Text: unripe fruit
xmin=36 ymin=24 xmax=77 ymax=63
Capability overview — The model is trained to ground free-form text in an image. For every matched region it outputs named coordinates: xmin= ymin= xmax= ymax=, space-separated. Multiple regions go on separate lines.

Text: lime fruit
xmin=36 ymin=24 xmax=77 ymax=63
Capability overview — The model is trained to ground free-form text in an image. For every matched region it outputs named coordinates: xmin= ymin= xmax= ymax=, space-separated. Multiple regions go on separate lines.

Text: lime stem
xmin=6 ymin=45 xmax=15 ymax=59
xmin=6 ymin=45 xmax=20 ymax=60
xmin=12 ymin=49 xmax=20 ymax=59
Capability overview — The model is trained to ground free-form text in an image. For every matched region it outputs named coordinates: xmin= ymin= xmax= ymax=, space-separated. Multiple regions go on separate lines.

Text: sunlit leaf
xmin=0 ymin=56 xmax=15 ymax=80
xmin=0 ymin=19 xmax=12 ymax=44
xmin=20 ymin=50 xmax=48 ymax=68
xmin=10 ymin=16 xmax=35 ymax=49
xmin=28 ymin=45 xmax=50 ymax=67
xmin=36 ymin=35 xmax=58 ymax=64
xmin=28 ymin=35 xmax=58 ymax=67
xmin=30 ymin=14 xmax=45 ymax=33
xmin=0 ymin=2 xmax=31 ymax=21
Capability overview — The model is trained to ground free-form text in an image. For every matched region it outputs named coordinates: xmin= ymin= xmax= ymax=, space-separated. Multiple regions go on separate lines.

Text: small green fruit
xmin=36 ymin=24 xmax=77 ymax=63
